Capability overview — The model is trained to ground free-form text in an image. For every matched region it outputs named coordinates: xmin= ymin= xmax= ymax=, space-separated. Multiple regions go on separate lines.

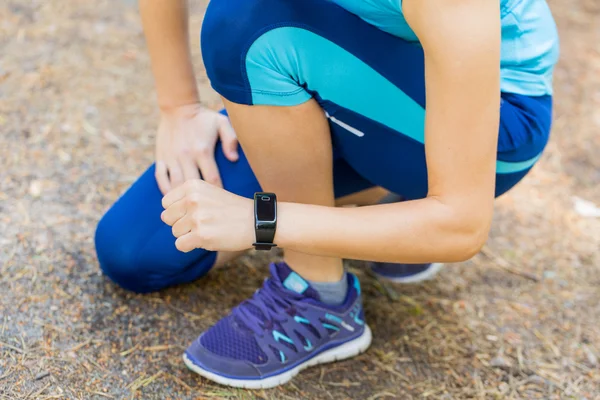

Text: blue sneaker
xmin=370 ymin=262 xmax=444 ymax=283
xmin=183 ymin=262 xmax=372 ymax=389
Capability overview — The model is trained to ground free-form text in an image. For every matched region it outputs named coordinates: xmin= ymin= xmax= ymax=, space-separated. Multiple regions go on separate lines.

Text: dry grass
xmin=1 ymin=0 xmax=599 ymax=398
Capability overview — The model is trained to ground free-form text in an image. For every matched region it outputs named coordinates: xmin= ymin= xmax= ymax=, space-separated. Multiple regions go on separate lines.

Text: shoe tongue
xmin=233 ymin=263 xmax=320 ymax=333
xmin=271 ymin=262 xmax=320 ymax=300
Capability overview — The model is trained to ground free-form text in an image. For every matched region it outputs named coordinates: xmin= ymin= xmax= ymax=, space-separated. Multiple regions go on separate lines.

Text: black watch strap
xmin=253 ymin=226 xmax=276 ymax=250
xmin=253 ymin=242 xmax=277 ymax=251
xmin=253 ymin=192 xmax=277 ymax=251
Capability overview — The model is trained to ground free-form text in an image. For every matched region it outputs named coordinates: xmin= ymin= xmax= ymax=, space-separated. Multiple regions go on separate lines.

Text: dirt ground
xmin=1 ymin=0 xmax=599 ymax=399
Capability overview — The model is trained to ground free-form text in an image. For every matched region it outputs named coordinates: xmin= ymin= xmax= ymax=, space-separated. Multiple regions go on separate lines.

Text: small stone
xmin=57 ymin=150 xmax=71 ymax=163
xmin=543 ymin=270 xmax=557 ymax=280
xmin=486 ymin=335 xmax=498 ymax=342
xmin=490 ymin=356 xmax=512 ymax=370
xmin=35 ymin=371 xmax=50 ymax=380
xmin=584 ymin=346 xmax=598 ymax=367
xmin=528 ymin=375 xmax=547 ymax=386
xmin=29 ymin=180 xmax=43 ymax=197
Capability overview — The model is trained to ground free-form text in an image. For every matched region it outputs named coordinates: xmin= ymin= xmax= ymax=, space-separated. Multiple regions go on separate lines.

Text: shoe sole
xmin=376 ymin=263 xmax=444 ymax=284
xmin=183 ymin=325 xmax=372 ymax=389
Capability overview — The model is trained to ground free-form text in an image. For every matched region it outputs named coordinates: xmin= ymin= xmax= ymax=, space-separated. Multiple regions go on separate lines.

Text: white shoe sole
xmin=183 ymin=325 xmax=372 ymax=389
xmin=377 ymin=263 xmax=444 ymax=284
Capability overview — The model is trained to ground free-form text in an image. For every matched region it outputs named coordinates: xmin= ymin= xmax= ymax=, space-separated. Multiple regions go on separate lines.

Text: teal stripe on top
xmin=330 ymin=0 xmax=559 ymax=96
xmin=245 ymin=27 xmax=540 ymax=174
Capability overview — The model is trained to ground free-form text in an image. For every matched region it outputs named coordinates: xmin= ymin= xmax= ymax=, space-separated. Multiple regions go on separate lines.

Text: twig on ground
xmin=0 ymin=341 xmax=24 ymax=354
xmin=533 ymin=330 xmax=561 ymax=357
xmin=370 ymin=360 xmax=410 ymax=383
xmin=25 ymin=383 xmax=51 ymax=400
xmin=369 ymin=276 xmax=400 ymax=301
xmin=366 ymin=392 xmax=397 ymax=400
xmin=166 ymin=373 xmax=192 ymax=391
xmin=81 ymin=354 xmax=107 ymax=372
xmin=0 ymin=367 xmax=14 ymax=381
xmin=68 ymin=339 xmax=92 ymax=352
xmin=421 ymin=385 xmax=447 ymax=398
xmin=480 ymin=246 xmax=540 ymax=282
xmin=323 ymin=380 xmax=361 ymax=387
xmin=131 ymin=371 xmax=163 ymax=391
xmin=120 ymin=343 xmax=141 ymax=357
xmin=143 ymin=345 xmax=173 ymax=352
xmin=148 ymin=297 xmax=204 ymax=320
xmin=89 ymin=391 xmax=115 ymax=399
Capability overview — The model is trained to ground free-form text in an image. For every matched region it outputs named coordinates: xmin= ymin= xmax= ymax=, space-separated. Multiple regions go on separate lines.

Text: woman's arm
xmin=161 ymin=0 xmax=500 ymax=263
xmin=275 ymin=0 xmax=501 ymax=262
xmin=140 ymin=0 xmax=199 ymax=109
xmin=140 ymin=0 xmax=239 ymax=193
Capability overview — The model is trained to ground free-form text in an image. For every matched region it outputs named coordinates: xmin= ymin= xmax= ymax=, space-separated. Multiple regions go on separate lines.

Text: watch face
xmin=257 ymin=195 xmax=276 ymax=221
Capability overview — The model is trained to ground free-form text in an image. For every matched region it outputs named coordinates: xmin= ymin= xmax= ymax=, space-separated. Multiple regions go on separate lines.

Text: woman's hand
xmin=155 ymin=104 xmax=239 ymax=194
xmin=161 ymin=179 xmax=254 ymax=252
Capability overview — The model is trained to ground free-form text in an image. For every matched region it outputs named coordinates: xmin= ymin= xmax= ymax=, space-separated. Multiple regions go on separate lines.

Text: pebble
xmin=29 ymin=180 xmax=43 ymax=197
xmin=528 ymin=375 xmax=547 ymax=386
xmin=584 ymin=346 xmax=598 ymax=366
xmin=490 ymin=356 xmax=513 ymax=370
xmin=543 ymin=270 xmax=557 ymax=280
xmin=35 ymin=371 xmax=50 ymax=380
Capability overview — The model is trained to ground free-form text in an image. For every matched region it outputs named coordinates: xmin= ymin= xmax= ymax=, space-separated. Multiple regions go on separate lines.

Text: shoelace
xmin=232 ymin=277 xmax=306 ymax=336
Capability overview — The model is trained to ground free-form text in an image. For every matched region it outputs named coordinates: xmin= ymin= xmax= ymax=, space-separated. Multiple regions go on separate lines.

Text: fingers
xmin=162 ymin=179 xmax=196 ymax=208
xmin=180 ymin=156 xmax=201 ymax=182
xmin=155 ymin=161 xmax=171 ymax=195
xmin=156 ymin=159 xmax=197 ymax=196
xmin=161 ymin=179 xmax=210 ymax=209
xmin=196 ymin=151 xmax=222 ymax=188
xmin=175 ymin=233 xmax=198 ymax=253
xmin=171 ymin=214 xmax=192 ymax=238
xmin=160 ymin=197 xmax=187 ymax=225
xmin=218 ymin=117 xmax=239 ymax=162
xmin=167 ymin=161 xmax=184 ymax=189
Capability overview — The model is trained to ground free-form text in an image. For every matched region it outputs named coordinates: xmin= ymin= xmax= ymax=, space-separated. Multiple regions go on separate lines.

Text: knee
xmin=94 ymin=212 xmax=157 ymax=294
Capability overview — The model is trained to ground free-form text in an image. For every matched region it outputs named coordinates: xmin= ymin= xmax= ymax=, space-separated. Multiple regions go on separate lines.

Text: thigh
xmin=202 ymin=0 xmax=552 ymax=199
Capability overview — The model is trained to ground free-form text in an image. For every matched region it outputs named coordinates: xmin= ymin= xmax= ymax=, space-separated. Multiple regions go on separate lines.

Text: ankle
xmin=284 ymin=254 xmax=344 ymax=282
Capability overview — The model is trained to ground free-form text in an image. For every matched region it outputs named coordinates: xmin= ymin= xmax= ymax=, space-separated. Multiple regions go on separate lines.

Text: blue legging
xmin=95 ymin=0 xmax=553 ymax=293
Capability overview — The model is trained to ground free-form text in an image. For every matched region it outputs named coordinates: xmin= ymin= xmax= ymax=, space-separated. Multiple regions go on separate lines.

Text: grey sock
xmin=308 ymin=273 xmax=349 ymax=306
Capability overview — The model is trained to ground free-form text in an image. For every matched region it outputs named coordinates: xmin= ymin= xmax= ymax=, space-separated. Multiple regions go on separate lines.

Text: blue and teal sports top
xmin=330 ymin=0 xmax=560 ymax=96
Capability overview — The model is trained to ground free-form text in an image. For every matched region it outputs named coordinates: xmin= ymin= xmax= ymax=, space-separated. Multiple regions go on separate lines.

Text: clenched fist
xmin=161 ymin=180 xmax=254 ymax=252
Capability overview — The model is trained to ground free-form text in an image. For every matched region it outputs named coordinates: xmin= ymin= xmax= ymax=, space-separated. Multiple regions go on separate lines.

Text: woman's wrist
xmin=158 ymin=95 xmax=201 ymax=115
xmin=273 ymin=202 xmax=294 ymax=249
xmin=158 ymin=101 xmax=203 ymax=118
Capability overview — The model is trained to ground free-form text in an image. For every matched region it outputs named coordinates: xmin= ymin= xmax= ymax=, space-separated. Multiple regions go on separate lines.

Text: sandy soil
xmin=1 ymin=0 xmax=599 ymax=398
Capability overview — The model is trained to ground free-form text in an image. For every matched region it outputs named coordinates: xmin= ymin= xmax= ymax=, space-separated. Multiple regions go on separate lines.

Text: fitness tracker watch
xmin=253 ymin=192 xmax=277 ymax=250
